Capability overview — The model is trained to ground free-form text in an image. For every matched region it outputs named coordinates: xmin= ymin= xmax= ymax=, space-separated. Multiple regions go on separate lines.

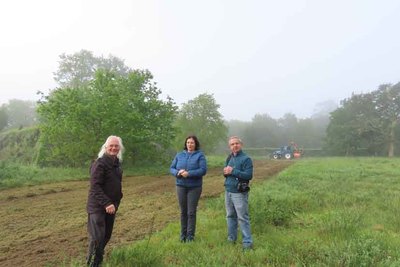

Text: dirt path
xmin=0 ymin=160 xmax=292 ymax=267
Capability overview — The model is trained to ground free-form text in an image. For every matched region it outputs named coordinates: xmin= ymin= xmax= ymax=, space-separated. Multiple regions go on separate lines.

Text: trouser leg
xmin=231 ymin=192 xmax=253 ymax=248
xmin=186 ymin=186 xmax=202 ymax=240
xmin=87 ymin=212 xmax=110 ymax=266
xmin=104 ymin=213 xmax=116 ymax=246
xmin=176 ymin=186 xmax=188 ymax=240
xmin=225 ymin=191 xmax=238 ymax=242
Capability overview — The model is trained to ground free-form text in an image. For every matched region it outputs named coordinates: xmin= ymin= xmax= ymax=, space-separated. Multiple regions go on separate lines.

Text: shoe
xmin=186 ymin=236 xmax=194 ymax=242
xmin=180 ymin=235 xmax=186 ymax=243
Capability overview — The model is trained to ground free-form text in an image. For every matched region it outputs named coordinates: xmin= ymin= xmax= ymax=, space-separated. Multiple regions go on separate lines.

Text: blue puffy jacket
xmin=170 ymin=150 xmax=207 ymax=188
xmin=224 ymin=150 xmax=253 ymax=193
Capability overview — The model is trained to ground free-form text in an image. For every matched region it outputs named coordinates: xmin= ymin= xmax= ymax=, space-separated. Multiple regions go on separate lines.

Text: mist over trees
xmin=0 ymin=99 xmax=38 ymax=131
xmin=53 ymin=49 xmax=131 ymax=88
xmin=224 ymin=100 xmax=337 ymax=153
xmin=173 ymin=93 xmax=228 ymax=153
xmin=0 ymin=106 xmax=7 ymax=131
xmin=325 ymin=82 xmax=400 ymax=157
xmin=2 ymin=49 xmax=400 ymax=166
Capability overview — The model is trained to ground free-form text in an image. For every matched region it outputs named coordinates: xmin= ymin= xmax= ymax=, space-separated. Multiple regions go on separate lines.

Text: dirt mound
xmin=0 ymin=160 xmax=292 ymax=267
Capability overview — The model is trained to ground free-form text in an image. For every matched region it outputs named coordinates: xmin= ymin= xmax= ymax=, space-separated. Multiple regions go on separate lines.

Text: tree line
xmin=1 ymin=49 xmax=399 ymax=167
xmin=325 ymin=83 xmax=400 ymax=157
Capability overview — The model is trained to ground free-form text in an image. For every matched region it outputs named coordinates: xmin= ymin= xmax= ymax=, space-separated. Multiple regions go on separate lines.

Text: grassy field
xmin=100 ymin=157 xmax=400 ymax=266
xmin=0 ymin=158 xmax=290 ymax=267
xmin=0 ymin=155 xmax=228 ymax=190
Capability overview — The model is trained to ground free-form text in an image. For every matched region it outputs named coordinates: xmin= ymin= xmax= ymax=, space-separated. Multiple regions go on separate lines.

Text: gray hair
xmin=97 ymin=135 xmax=125 ymax=161
xmin=228 ymin=136 xmax=243 ymax=144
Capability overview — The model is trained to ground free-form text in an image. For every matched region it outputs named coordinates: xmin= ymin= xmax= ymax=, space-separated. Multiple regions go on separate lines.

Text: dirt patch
xmin=0 ymin=159 xmax=292 ymax=267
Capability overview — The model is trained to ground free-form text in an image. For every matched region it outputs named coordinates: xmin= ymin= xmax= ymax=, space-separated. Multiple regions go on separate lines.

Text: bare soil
xmin=0 ymin=160 xmax=292 ymax=267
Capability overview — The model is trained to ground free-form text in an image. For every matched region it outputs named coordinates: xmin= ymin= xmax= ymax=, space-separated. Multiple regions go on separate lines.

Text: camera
xmin=237 ymin=181 xmax=250 ymax=192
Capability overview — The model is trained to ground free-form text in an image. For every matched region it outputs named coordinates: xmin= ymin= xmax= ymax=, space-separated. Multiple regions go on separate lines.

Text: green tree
xmin=37 ymin=69 xmax=177 ymax=167
xmin=325 ymin=93 xmax=382 ymax=156
xmin=296 ymin=118 xmax=318 ymax=148
xmin=325 ymin=83 xmax=400 ymax=157
xmin=0 ymin=105 xmax=8 ymax=131
xmin=174 ymin=93 xmax=227 ymax=153
xmin=373 ymin=83 xmax=400 ymax=157
xmin=53 ymin=49 xmax=131 ymax=88
xmin=226 ymin=120 xmax=250 ymax=139
xmin=242 ymin=113 xmax=279 ymax=148
xmin=306 ymin=100 xmax=338 ymax=149
xmin=278 ymin=113 xmax=299 ymax=145
xmin=3 ymin=99 xmax=38 ymax=129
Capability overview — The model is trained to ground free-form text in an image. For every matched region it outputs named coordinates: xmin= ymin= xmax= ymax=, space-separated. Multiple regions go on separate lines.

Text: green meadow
xmin=98 ymin=158 xmax=400 ymax=267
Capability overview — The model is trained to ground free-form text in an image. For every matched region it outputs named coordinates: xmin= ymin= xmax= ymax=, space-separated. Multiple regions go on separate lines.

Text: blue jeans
xmin=176 ymin=185 xmax=202 ymax=241
xmin=225 ymin=191 xmax=253 ymax=248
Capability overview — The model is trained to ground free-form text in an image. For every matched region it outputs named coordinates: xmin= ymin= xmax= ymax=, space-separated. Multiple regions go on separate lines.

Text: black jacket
xmin=86 ymin=154 xmax=123 ymax=213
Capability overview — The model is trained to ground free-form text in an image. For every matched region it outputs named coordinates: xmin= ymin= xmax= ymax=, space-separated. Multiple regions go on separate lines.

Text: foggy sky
xmin=1 ymin=0 xmax=399 ymax=121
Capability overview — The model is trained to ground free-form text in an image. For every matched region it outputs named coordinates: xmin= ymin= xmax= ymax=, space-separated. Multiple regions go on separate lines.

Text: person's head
xmin=183 ymin=135 xmax=200 ymax=152
xmin=98 ymin=135 xmax=125 ymax=161
xmin=228 ymin=136 xmax=243 ymax=154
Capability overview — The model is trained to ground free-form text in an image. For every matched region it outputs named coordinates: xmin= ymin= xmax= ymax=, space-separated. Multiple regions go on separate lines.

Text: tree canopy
xmin=0 ymin=99 xmax=38 ymax=131
xmin=173 ymin=93 xmax=227 ymax=153
xmin=37 ymin=69 xmax=177 ymax=167
xmin=53 ymin=49 xmax=131 ymax=88
xmin=325 ymin=82 xmax=400 ymax=156
xmin=0 ymin=106 xmax=8 ymax=131
xmin=226 ymin=111 xmax=328 ymax=154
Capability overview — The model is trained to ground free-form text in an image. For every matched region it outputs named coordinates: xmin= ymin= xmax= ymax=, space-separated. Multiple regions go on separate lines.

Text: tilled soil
xmin=0 ymin=160 xmax=292 ymax=267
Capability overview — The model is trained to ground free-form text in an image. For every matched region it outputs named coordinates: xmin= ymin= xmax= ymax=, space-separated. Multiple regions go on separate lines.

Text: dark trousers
xmin=176 ymin=186 xmax=202 ymax=240
xmin=87 ymin=212 xmax=116 ymax=266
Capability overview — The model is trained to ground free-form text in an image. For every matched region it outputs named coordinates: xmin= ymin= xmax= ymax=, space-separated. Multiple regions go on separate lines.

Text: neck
xmin=105 ymin=153 xmax=117 ymax=159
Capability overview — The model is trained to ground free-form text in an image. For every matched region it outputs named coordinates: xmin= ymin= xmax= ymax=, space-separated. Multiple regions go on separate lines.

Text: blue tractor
xmin=271 ymin=145 xmax=294 ymax=160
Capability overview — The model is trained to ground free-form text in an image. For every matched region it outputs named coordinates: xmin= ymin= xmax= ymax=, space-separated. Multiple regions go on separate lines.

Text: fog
xmin=1 ymin=0 xmax=399 ymax=121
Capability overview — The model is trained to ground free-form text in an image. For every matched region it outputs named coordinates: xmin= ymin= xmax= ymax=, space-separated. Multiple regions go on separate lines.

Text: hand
xmin=223 ymin=166 xmax=233 ymax=176
xmin=105 ymin=204 xmax=116 ymax=214
xmin=177 ymin=169 xmax=185 ymax=177
xmin=178 ymin=169 xmax=189 ymax=178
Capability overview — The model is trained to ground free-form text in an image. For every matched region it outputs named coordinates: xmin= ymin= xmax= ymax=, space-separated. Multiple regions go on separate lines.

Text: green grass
xmin=0 ymin=161 xmax=88 ymax=189
xmin=0 ymin=155 xmax=227 ymax=190
xmin=102 ymin=157 xmax=400 ymax=266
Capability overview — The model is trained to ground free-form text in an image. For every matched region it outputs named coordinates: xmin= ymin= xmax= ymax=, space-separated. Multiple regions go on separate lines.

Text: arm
xmin=90 ymin=161 xmax=113 ymax=208
xmin=231 ymin=157 xmax=253 ymax=181
xmin=170 ymin=154 xmax=185 ymax=177
xmin=186 ymin=153 xmax=207 ymax=177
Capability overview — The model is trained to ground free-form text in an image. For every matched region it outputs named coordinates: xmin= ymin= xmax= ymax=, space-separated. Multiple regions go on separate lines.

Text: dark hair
xmin=183 ymin=135 xmax=200 ymax=151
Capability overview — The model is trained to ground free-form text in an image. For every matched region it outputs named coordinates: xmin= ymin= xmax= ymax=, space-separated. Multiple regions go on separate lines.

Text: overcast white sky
xmin=1 ymin=0 xmax=399 ymax=121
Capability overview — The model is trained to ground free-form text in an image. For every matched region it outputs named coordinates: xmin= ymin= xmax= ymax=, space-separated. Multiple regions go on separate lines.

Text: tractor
xmin=271 ymin=142 xmax=303 ymax=160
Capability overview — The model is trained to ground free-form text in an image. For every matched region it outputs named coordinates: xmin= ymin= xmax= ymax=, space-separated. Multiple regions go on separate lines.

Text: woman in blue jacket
xmin=170 ymin=135 xmax=207 ymax=242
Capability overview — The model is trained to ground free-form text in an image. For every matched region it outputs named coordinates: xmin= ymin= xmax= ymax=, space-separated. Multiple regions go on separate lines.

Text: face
xmin=186 ymin=138 xmax=196 ymax=152
xmin=106 ymin=137 xmax=121 ymax=157
xmin=229 ymin=138 xmax=242 ymax=154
